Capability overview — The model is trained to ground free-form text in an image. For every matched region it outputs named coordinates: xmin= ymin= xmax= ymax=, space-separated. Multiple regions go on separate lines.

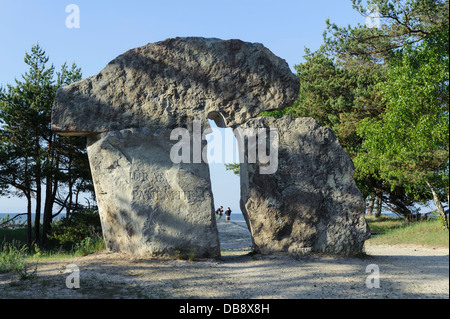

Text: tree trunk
xmin=75 ymin=184 xmax=82 ymax=211
xmin=425 ymin=179 xmax=449 ymax=230
xmin=367 ymin=192 xmax=376 ymax=215
xmin=375 ymin=196 xmax=382 ymax=218
xmin=67 ymin=180 xmax=73 ymax=218
xmin=34 ymin=136 xmax=42 ymax=245
xmin=66 ymin=156 xmax=73 ymax=218
xmin=41 ymin=134 xmax=57 ymax=247
xmin=41 ymin=176 xmax=53 ymax=247
xmin=26 ymin=192 xmax=33 ymax=248
xmin=42 ymin=171 xmax=59 ymax=246
xmin=34 ymin=170 xmax=41 ymax=245
xmin=379 ymin=191 xmax=413 ymax=219
xmin=23 ymin=156 xmax=33 ymax=248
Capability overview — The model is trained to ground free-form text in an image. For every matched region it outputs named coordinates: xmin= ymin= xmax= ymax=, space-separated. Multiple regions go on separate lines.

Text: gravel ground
xmin=0 ymin=218 xmax=448 ymax=299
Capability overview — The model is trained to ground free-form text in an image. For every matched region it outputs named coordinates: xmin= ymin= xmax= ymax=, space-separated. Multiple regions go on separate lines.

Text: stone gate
xmin=51 ymin=37 xmax=370 ymax=257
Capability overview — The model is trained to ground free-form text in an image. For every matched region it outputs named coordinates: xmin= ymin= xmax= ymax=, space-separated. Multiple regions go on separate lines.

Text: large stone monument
xmin=52 ymin=37 xmax=370 ymax=258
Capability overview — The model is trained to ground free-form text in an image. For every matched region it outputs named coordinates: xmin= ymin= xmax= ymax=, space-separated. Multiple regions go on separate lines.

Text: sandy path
xmin=0 ymin=218 xmax=448 ymax=299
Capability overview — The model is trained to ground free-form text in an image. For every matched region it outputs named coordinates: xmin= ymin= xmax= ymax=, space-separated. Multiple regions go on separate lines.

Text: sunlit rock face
xmin=51 ymin=37 xmax=299 ymax=134
xmin=86 ymin=127 xmax=219 ymax=257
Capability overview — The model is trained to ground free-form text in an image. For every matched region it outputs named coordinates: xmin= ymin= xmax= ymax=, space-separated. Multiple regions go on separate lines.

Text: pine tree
xmin=0 ymin=44 xmax=94 ymax=246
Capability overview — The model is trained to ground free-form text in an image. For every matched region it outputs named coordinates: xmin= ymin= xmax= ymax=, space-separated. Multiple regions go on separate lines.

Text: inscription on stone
xmin=132 ymin=189 xmax=206 ymax=201
xmin=130 ymin=171 xmax=149 ymax=182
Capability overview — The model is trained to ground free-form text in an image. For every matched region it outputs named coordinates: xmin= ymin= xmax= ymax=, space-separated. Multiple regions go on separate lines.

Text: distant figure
xmin=225 ymin=207 xmax=232 ymax=220
xmin=215 ymin=206 xmax=223 ymax=219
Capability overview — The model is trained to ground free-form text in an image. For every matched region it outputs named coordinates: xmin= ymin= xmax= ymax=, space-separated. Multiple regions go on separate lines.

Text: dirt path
xmin=0 ymin=219 xmax=448 ymax=299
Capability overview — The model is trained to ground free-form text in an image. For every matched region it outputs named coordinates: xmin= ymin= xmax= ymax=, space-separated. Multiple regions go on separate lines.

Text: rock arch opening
xmin=204 ymin=119 xmax=254 ymax=253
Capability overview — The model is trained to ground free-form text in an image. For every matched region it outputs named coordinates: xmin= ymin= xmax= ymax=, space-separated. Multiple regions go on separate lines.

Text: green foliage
xmin=0 ymin=226 xmax=28 ymax=246
xmin=0 ymin=240 xmax=37 ymax=279
xmin=0 ymin=210 xmax=104 ymax=276
xmin=267 ymin=0 xmax=449 ymax=221
xmin=354 ymin=25 xmax=449 ymax=227
xmin=431 ymin=209 xmax=449 ymax=230
xmin=356 ymin=30 xmax=449 ymax=194
xmin=262 ymin=45 xmax=396 ymax=203
xmin=292 ymin=47 xmax=385 ymax=159
xmin=262 ymin=48 xmax=366 ymax=150
xmin=261 ymin=45 xmax=385 ymax=166
xmin=0 ymin=240 xmax=26 ymax=273
xmin=48 ymin=209 xmax=102 ymax=249
xmin=0 ymin=218 xmax=104 ymax=266
xmin=224 ymin=163 xmax=240 ymax=176
xmin=259 ymin=106 xmax=295 ymax=119
xmin=74 ymin=236 xmax=105 ymax=256
xmin=365 ymin=215 xmax=405 ymax=234
xmin=366 ymin=215 xmax=449 ymax=247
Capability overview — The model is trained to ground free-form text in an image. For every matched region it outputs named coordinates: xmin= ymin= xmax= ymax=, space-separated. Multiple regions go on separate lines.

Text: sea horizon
xmin=0 ymin=211 xmax=248 ymax=223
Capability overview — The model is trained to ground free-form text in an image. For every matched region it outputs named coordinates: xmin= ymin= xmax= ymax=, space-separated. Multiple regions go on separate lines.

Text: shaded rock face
xmin=51 ymin=37 xmax=299 ymax=134
xmin=51 ymin=37 xmax=369 ymax=257
xmin=237 ymin=116 xmax=370 ymax=255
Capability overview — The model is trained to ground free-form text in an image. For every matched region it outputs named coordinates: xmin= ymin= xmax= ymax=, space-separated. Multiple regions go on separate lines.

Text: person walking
xmin=225 ymin=207 xmax=232 ymax=221
xmin=215 ymin=206 xmax=223 ymax=219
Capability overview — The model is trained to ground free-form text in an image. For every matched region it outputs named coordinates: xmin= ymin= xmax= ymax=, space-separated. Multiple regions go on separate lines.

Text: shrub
xmin=75 ymin=235 xmax=105 ymax=256
xmin=48 ymin=209 xmax=102 ymax=249
xmin=0 ymin=240 xmax=27 ymax=274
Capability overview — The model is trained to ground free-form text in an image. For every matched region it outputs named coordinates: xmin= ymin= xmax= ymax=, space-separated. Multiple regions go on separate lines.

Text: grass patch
xmin=0 ymin=209 xmax=105 ymax=269
xmin=365 ymin=215 xmax=405 ymax=234
xmin=0 ymin=233 xmax=106 ymax=281
xmin=0 ymin=240 xmax=27 ymax=274
xmin=365 ymin=215 xmax=449 ymax=248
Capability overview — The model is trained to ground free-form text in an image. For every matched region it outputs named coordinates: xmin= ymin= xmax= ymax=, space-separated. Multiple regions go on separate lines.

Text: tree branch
xmin=0 ymin=213 xmax=28 ymax=227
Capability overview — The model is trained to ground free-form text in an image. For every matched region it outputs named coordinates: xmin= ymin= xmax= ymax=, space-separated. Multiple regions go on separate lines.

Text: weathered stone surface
xmin=86 ymin=127 xmax=220 ymax=257
xmin=51 ymin=37 xmax=300 ymax=258
xmin=52 ymin=37 xmax=369 ymax=257
xmin=237 ymin=116 xmax=370 ymax=255
xmin=51 ymin=37 xmax=299 ymax=135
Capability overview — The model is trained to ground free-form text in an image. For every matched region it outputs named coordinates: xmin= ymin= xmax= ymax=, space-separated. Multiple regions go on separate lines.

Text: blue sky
xmin=0 ymin=0 xmax=366 ymax=215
